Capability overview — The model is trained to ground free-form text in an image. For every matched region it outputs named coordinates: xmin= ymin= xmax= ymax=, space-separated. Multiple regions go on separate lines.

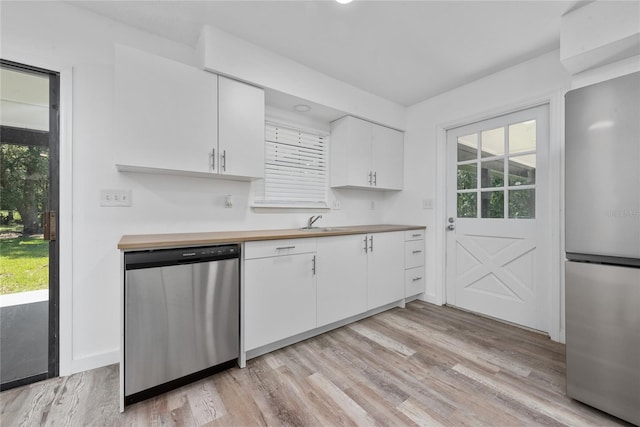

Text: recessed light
xmin=294 ymin=104 xmax=311 ymax=112
xmin=336 ymin=0 xmax=353 ymax=3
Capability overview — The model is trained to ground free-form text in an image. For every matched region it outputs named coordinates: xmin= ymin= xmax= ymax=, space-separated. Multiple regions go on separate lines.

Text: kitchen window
xmin=253 ymin=122 xmax=329 ymax=208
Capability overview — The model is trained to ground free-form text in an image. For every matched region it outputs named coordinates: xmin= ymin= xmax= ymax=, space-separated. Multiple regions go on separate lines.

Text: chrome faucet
xmin=308 ymin=215 xmax=322 ymax=228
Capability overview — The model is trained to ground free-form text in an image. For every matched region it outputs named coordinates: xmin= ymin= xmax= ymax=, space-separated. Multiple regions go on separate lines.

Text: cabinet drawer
xmin=405 ymin=240 xmax=425 ymax=269
xmin=405 ymin=229 xmax=425 ymax=241
xmin=244 ymin=238 xmax=316 ymax=259
xmin=405 ymin=267 xmax=425 ymax=297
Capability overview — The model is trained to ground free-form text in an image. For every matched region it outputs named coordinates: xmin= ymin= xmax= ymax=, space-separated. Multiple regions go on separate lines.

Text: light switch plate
xmin=100 ymin=189 xmax=132 ymax=207
xmin=332 ymin=199 xmax=342 ymax=210
xmin=423 ymin=198 xmax=434 ymax=209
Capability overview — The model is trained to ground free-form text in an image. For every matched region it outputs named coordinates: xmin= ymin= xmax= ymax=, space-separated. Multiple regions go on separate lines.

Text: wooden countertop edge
xmin=118 ymin=224 xmax=426 ymax=250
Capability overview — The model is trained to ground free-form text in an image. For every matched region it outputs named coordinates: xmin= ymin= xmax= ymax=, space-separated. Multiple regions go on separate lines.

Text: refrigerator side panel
xmin=565 ymin=261 xmax=640 ymax=425
xmin=565 ymin=72 xmax=640 ymax=260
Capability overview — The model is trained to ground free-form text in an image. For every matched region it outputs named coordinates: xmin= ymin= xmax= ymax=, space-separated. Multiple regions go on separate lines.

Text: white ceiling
xmin=69 ymin=0 xmax=584 ymax=107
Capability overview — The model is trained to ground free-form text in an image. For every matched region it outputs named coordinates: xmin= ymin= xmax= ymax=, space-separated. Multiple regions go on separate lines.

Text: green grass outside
xmin=0 ymin=224 xmax=49 ymax=295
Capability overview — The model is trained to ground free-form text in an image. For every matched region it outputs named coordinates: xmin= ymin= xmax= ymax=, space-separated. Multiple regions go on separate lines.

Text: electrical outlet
xmin=100 ymin=189 xmax=132 ymax=207
xmin=225 ymin=194 xmax=233 ymax=208
xmin=370 ymin=200 xmax=375 ymax=210
xmin=423 ymin=198 xmax=434 ymax=209
xmin=332 ymin=199 xmax=342 ymax=210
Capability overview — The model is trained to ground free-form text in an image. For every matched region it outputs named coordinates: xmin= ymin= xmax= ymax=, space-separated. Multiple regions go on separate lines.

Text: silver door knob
xmin=447 ymin=224 xmax=455 ymax=231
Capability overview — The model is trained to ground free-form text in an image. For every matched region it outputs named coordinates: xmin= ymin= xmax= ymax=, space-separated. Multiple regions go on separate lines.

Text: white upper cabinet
xmin=115 ymin=45 xmax=218 ymax=174
xmin=115 ymin=45 xmax=265 ymax=181
xmin=330 ymin=115 xmax=404 ymax=190
xmin=371 ymin=124 xmax=404 ymax=190
xmin=217 ymin=76 xmax=265 ymax=179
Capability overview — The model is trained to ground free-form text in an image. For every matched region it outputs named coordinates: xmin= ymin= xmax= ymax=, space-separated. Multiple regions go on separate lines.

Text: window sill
xmin=251 ymin=201 xmax=329 ymax=213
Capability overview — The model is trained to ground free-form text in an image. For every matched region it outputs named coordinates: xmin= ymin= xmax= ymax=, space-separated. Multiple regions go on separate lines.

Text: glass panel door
xmin=0 ymin=62 xmax=57 ymax=389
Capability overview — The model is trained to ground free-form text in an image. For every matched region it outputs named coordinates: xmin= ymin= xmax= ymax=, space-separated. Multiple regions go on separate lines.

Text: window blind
xmin=254 ymin=122 xmax=328 ymax=208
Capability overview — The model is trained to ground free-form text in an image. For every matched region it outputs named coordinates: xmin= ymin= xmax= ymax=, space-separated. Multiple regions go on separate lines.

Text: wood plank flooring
xmin=0 ymin=301 xmax=633 ymax=426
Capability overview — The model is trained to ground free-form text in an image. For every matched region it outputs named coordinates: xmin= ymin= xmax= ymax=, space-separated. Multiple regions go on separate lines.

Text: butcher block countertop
xmin=118 ymin=224 xmax=425 ymax=251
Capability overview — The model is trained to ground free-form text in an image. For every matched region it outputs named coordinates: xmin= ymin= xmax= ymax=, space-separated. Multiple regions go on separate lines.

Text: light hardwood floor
xmin=1 ymin=301 xmax=632 ymax=426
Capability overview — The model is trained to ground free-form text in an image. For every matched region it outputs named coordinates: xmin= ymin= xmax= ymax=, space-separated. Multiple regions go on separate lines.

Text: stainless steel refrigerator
xmin=565 ymin=71 xmax=640 ymax=425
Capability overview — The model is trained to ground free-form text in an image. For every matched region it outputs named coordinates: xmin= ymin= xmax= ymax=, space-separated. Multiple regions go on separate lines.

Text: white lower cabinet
xmin=316 ymin=235 xmax=368 ymax=327
xmin=244 ymin=240 xmax=317 ymax=351
xmin=367 ymin=232 xmax=405 ymax=310
xmin=404 ymin=230 xmax=426 ymax=297
xmin=244 ymin=230 xmax=410 ymax=354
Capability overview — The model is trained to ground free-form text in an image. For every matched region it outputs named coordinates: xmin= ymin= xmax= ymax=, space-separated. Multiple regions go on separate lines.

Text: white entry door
xmin=445 ymin=105 xmax=549 ymax=331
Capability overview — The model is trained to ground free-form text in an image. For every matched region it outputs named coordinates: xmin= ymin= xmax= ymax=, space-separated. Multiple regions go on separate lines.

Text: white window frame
xmin=253 ymin=121 xmax=329 ymax=209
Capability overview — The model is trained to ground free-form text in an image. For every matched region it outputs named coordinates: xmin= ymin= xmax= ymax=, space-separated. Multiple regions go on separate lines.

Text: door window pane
xmin=509 ymin=189 xmax=535 ymax=219
xmin=481 ymin=127 xmax=504 ymax=157
xmin=457 ymin=193 xmax=477 ymax=218
xmin=508 ymin=154 xmax=536 ymax=186
xmin=457 ymin=164 xmax=477 ymax=190
xmin=480 ymin=159 xmax=504 ymax=188
xmin=457 ymin=134 xmax=477 ymax=161
xmin=508 ymin=120 xmax=536 ymax=154
xmin=481 ymin=190 xmax=504 ymax=218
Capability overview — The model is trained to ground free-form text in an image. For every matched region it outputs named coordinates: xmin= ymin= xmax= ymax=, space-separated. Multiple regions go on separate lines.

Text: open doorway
xmin=0 ymin=60 xmax=60 ymax=390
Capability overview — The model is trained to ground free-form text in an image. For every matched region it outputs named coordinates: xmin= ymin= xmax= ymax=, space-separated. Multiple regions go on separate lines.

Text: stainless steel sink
xmin=298 ymin=227 xmax=348 ymax=232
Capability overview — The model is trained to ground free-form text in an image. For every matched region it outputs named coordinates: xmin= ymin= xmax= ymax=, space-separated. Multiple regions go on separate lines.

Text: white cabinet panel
xmin=316 ymin=235 xmax=368 ymax=327
xmin=244 ymin=253 xmax=316 ymax=350
xmin=346 ymin=118 xmax=373 ymax=188
xmin=367 ymin=232 xmax=404 ymax=310
xmin=405 ymin=267 xmax=425 ymax=297
xmin=218 ymin=76 xmax=265 ymax=179
xmin=371 ymin=125 xmax=404 ymax=190
xmin=405 ymin=230 xmax=425 ymax=241
xmin=405 ymin=240 xmax=425 ymax=269
xmin=244 ymin=238 xmax=316 ymax=259
xmin=115 ymin=45 xmax=217 ymax=174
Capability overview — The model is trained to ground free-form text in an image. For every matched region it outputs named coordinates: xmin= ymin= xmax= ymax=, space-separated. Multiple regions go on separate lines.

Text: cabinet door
xmin=244 ymin=253 xmax=316 ymax=350
xmin=345 ymin=117 xmax=373 ymax=187
xmin=316 ymin=235 xmax=368 ymax=327
xmin=367 ymin=232 xmax=404 ymax=310
xmin=218 ymin=76 xmax=265 ymax=179
xmin=115 ymin=45 xmax=217 ymax=173
xmin=371 ymin=125 xmax=404 ymax=190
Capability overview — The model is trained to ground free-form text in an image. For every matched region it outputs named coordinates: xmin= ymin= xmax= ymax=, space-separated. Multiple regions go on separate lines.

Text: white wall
xmin=198 ymin=25 xmax=406 ymax=130
xmin=1 ymin=2 xmax=391 ymax=375
xmin=383 ymin=50 xmax=572 ymax=340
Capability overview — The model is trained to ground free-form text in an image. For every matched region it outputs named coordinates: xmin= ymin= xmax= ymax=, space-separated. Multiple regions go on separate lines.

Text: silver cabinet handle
xmin=368 ymin=171 xmax=373 ymax=185
xmin=412 ymin=233 xmax=422 ymax=238
xmin=369 ymin=235 xmax=373 ymax=252
xmin=363 ymin=236 xmax=368 ymax=253
xmin=222 ymin=150 xmax=227 ymax=172
xmin=412 ymin=276 xmax=423 ymax=282
xmin=373 ymin=171 xmax=377 ymax=186
xmin=312 ymin=255 xmax=316 ymax=275
xmin=412 ymin=250 xmax=423 ymax=254
xmin=211 ymin=148 xmax=216 ymax=171
xmin=276 ymin=246 xmax=295 ymax=250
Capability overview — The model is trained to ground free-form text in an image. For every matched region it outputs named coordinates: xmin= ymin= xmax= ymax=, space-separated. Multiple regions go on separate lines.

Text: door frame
xmin=435 ymin=92 xmax=564 ymax=342
xmin=0 ymin=53 xmax=74 ymax=376
xmin=0 ymin=59 xmax=60 ymax=387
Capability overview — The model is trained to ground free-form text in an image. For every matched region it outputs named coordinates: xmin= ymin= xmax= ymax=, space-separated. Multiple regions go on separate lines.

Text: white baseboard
xmin=66 ymin=350 xmax=119 ymax=375
xmin=420 ymin=293 xmax=443 ymax=306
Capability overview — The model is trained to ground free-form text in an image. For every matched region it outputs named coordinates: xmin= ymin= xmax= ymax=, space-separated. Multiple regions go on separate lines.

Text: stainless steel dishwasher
xmin=124 ymin=244 xmax=239 ymax=405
